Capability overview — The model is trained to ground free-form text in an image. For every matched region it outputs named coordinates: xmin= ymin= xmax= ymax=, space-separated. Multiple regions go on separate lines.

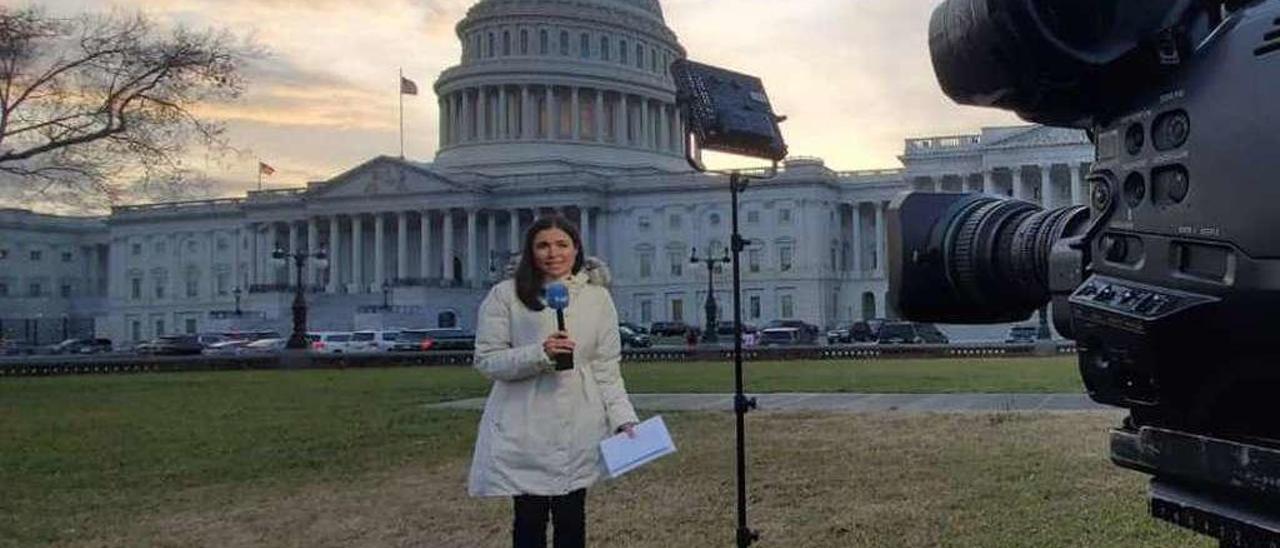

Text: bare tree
xmin=0 ymin=7 xmax=256 ymax=211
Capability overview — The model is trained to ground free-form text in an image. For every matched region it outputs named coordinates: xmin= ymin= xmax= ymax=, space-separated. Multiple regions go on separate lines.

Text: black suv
xmin=826 ymin=320 xmax=884 ymax=344
xmin=649 ymin=321 xmax=691 ymax=337
xmin=876 ymin=322 xmax=949 ymax=344
xmin=619 ymin=325 xmax=652 ymax=348
xmin=392 ymin=328 xmax=475 ymax=351
xmin=48 ymin=338 xmax=113 ymax=354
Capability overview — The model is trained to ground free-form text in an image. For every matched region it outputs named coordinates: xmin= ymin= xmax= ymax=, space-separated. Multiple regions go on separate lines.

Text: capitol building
xmin=0 ymin=0 xmax=1093 ymax=346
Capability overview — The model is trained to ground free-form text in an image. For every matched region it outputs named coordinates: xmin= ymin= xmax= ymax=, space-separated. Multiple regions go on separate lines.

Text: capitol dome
xmin=432 ymin=0 xmax=688 ymax=173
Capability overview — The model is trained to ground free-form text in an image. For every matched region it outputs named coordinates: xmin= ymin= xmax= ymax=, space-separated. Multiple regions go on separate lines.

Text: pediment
xmin=985 ymin=126 xmax=1090 ymax=149
xmin=311 ymin=157 xmax=472 ymax=199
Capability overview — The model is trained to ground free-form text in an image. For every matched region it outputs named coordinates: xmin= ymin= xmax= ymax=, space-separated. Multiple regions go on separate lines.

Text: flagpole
xmin=399 ymin=68 xmax=405 ymax=159
xmin=257 ymin=159 xmax=262 ymax=191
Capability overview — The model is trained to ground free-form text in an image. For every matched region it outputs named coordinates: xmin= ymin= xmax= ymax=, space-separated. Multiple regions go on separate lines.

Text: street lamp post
xmin=691 ymin=246 xmax=731 ymax=344
xmin=273 ymin=246 xmax=328 ymax=350
xmin=381 ymin=280 xmax=392 ymax=311
xmin=233 ymin=286 xmax=243 ymax=316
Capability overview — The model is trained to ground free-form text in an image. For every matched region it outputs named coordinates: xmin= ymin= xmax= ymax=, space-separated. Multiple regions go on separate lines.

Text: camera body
xmin=893 ymin=0 xmax=1280 ymax=438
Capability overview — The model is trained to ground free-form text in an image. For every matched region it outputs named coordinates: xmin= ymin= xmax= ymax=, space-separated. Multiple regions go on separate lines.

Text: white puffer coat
xmin=467 ymin=263 xmax=639 ymax=497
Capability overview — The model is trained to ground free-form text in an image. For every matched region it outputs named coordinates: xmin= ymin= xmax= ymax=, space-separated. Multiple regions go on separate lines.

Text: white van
xmin=351 ymin=330 xmax=400 ymax=352
xmin=308 ymin=332 xmax=353 ymax=353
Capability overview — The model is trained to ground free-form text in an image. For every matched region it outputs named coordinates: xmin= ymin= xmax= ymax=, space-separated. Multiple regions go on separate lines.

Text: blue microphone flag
xmin=546 ymin=282 xmax=570 ymax=311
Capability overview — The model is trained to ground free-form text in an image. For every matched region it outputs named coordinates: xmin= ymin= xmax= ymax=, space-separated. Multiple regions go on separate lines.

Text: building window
xmin=0 ymin=283 xmax=7 ymax=297
xmin=640 ymin=300 xmax=652 ymax=323
xmin=60 ymin=284 xmax=71 ymax=298
xmin=28 ymin=283 xmax=41 ymax=297
xmin=187 ymin=240 xmax=197 ymax=253
xmin=472 ymin=33 xmax=481 ymax=59
xmin=580 ymin=33 xmax=590 ymax=58
xmin=185 ymin=318 xmax=197 ymax=334
xmin=29 ymin=250 xmax=42 ymax=261
xmin=651 ymin=47 xmax=657 ymax=71
xmin=61 ymin=251 xmax=73 ymax=262
xmin=749 ymin=295 xmax=761 ymax=319
xmin=487 ymin=32 xmax=495 ymax=57
xmin=520 ymin=29 xmax=529 ymax=54
xmin=216 ymin=272 xmax=230 ymax=296
xmin=779 ymin=208 xmax=792 ymax=224
xmin=638 ymin=215 xmax=651 ymax=231
xmin=635 ymin=44 xmax=644 ymax=68
xmin=559 ymin=30 xmax=569 ymax=56
xmin=781 ymin=295 xmax=795 ymax=319
xmin=185 ymin=275 xmax=199 ymax=298
xmin=709 ymin=213 xmax=720 ymax=226
xmin=216 ymin=238 xmax=228 ymax=251
xmin=669 ymin=214 xmax=681 ymax=229
xmin=503 ymin=30 xmax=511 ymax=55
xmin=131 ymin=243 xmax=142 ymax=256
xmin=0 ymin=249 xmax=8 ymax=259
xmin=601 ymin=36 xmax=610 ymax=60
xmin=155 ymin=241 xmax=166 ymax=254
xmin=670 ymin=298 xmax=684 ymax=322
xmin=639 ymin=252 xmax=653 ymax=278
xmin=155 ymin=319 xmax=165 ymax=336
xmin=539 ymin=29 xmax=549 ymax=54
xmin=669 ymin=252 xmax=683 ymax=277
xmin=131 ymin=278 xmax=142 ymax=300
xmin=131 ymin=321 xmax=141 ymax=341
xmin=155 ymin=279 xmax=166 ymax=299
xmin=830 ymin=244 xmax=838 ymax=270
xmin=749 ymin=249 xmax=762 ymax=273
xmin=780 ymin=244 xmax=793 ymax=272
xmin=620 ymin=40 xmax=628 ymax=63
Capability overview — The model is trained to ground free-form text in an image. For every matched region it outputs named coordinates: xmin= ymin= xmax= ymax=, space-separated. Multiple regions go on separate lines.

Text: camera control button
xmin=1095 ymin=286 xmax=1117 ymax=302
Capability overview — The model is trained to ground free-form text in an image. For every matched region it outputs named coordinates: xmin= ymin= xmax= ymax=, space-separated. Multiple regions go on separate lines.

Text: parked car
xmin=764 ymin=320 xmax=819 ymax=344
xmin=203 ymin=339 xmax=251 ymax=356
xmin=1005 ymin=326 xmax=1040 ymax=344
xmin=223 ymin=330 xmax=282 ymax=342
xmin=760 ymin=327 xmax=804 ymax=346
xmin=619 ymin=322 xmax=649 ymax=335
xmin=876 ymin=322 xmax=949 ymax=344
xmin=47 ymin=338 xmax=114 ymax=355
xmin=350 ymin=330 xmax=400 ymax=352
xmin=0 ymin=340 xmax=40 ymax=356
xmin=827 ymin=320 xmax=882 ymax=344
xmin=309 ymin=332 xmax=353 ymax=354
xmin=392 ymin=328 xmax=476 ymax=351
xmin=649 ymin=321 xmax=691 ymax=337
xmin=619 ymin=325 xmax=652 ymax=349
xmin=140 ymin=335 xmax=204 ymax=356
xmin=241 ymin=338 xmax=287 ymax=354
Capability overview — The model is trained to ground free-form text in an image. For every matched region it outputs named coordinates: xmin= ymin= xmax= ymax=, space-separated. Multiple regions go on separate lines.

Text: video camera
xmin=890 ymin=0 xmax=1280 ymax=542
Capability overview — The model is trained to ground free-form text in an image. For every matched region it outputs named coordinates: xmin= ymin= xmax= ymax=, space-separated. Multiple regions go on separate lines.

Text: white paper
xmin=599 ymin=415 xmax=677 ymax=478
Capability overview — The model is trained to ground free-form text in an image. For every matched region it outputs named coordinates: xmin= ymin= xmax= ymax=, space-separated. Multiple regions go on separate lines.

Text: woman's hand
xmin=542 ymin=331 xmax=576 ymax=358
xmin=616 ymin=422 xmax=637 ymax=439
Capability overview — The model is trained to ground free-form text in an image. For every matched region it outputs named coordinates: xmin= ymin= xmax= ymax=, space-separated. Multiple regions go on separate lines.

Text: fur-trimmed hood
xmin=502 ymin=255 xmax=612 ymax=288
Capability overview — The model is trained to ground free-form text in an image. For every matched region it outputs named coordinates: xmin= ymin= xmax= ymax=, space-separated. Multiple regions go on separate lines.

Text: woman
xmin=468 ymin=215 xmax=638 ymax=548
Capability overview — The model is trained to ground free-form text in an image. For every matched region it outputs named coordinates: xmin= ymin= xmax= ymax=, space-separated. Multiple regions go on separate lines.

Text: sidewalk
xmin=429 ymin=392 xmax=1114 ymax=413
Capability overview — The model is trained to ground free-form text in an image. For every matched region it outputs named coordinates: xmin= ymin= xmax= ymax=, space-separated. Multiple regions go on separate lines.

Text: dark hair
xmin=515 ymin=214 xmax=585 ymax=311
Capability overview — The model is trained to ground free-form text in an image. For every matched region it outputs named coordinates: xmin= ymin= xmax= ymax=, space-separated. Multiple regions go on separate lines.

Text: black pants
xmin=512 ymin=489 xmax=586 ymax=548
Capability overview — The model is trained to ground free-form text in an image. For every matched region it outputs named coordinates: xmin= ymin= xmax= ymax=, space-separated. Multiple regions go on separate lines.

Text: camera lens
xmin=1125 ymin=123 xmax=1145 ymax=155
xmin=942 ymin=197 xmax=1090 ymax=314
xmin=1153 ymin=110 xmax=1191 ymax=150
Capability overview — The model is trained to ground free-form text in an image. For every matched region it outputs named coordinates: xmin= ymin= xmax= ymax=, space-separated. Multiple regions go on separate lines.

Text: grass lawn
xmin=0 ymin=358 xmax=1184 ymax=547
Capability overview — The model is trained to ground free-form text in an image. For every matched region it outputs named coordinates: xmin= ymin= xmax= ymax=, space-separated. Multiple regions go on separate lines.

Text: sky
xmin=28 ymin=0 xmax=1023 ymax=198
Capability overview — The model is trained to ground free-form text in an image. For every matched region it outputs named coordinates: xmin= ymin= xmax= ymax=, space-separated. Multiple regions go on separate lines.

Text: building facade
xmin=0 ymin=0 xmax=1094 ymax=346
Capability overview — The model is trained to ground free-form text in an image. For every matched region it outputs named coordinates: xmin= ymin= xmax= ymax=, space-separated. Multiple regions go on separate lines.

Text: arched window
xmin=503 ymin=31 xmax=511 ymax=55
xmin=635 ymin=44 xmax=644 ymax=68
xmin=487 ymin=32 xmax=495 ymax=58
xmin=620 ymin=40 xmax=628 ymax=63
xmin=438 ymin=310 xmax=458 ymax=328
xmin=559 ymin=30 xmax=570 ymax=56
xmin=600 ymin=36 xmax=610 ymax=60
xmin=472 ymin=33 xmax=481 ymax=59
xmin=580 ymin=33 xmax=590 ymax=58
xmin=651 ymin=47 xmax=657 ymax=71
xmin=540 ymin=29 xmax=549 ymax=54
xmin=862 ymin=292 xmax=878 ymax=320
xmin=520 ymin=29 xmax=529 ymax=54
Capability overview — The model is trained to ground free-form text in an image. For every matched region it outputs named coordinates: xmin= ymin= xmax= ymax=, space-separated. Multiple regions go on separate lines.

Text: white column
xmin=288 ymin=221 xmax=299 ymax=254
xmin=438 ymin=97 xmax=447 ymax=147
xmin=545 ymin=86 xmax=557 ymax=139
xmin=486 ymin=210 xmax=497 ymax=275
xmin=983 ymin=170 xmax=996 ymax=195
xmin=442 ymin=210 xmax=455 ymax=282
xmin=374 ymin=212 xmax=386 ymax=287
xmin=1040 ymin=164 xmax=1053 ymax=208
xmin=659 ymin=103 xmax=671 ymax=152
xmin=594 ymin=90 xmax=605 ymax=143
xmin=307 ymin=218 xmax=319 ymax=287
xmin=466 ymin=208 xmax=478 ymax=284
xmin=582 ymin=207 xmax=592 ymax=255
xmin=452 ymin=93 xmax=462 ymax=144
xmin=619 ymin=94 xmax=629 ymax=145
xmin=397 ymin=211 xmax=409 ymax=281
xmin=1070 ymin=164 xmax=1083 ymax=206
xmin=498 ymin=86 xmax=508 ymax=139
xmin=851 ymin=202 xmax=864 ymax=276
xmin=509 ymin=208 xmax=521 ymax=252
xmin=271 ymin=224 xmax=284 ymax=284
xmin=461 ymin=89 xmax=472 ymax=142
xmin=639 ymin=97 xmax=649 ymax=149
xmin=420 ymin=210 xmax=432 ymax=279
xmin=352 ymin=214 xmax=364 ymax=292
xmin=596 ymin=209 xmax=608 ymax=264
xmin=875 ymin=202 xmax=887 ymax=277
xmin=571 ymin=87 xmax=581 ymax=140
xmin=476 ymin=86 xmax=487 ymax=141
xmin=521 ymin=85 xmax=532 ymax=140
xmin=328 ymin=217 xmax=341 ymax=293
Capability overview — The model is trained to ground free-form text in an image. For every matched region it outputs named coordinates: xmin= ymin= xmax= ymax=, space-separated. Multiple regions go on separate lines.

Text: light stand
xmin=691 ymin=247 xmax=731 ymax=343
xmin=273 ymin=247 xmax=328 ymax=350
xmin=381 ymin=280 xmax=392 ymax=311
xmin=233 ymin=286 xmax=243 ymax=316
xmin=673 ymin=59 xmax=787 ymax=548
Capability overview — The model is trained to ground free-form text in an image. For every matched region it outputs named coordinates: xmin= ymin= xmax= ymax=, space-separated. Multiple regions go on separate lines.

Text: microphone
xmin=545 ymin=282 xmax=573 ymax=370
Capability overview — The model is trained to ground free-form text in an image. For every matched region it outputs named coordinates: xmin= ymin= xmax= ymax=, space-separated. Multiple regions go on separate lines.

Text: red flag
xmin=400 ymin=76 xmax=419 ymax=96
xmin=258 ymin=161 xmax=275 ymax=176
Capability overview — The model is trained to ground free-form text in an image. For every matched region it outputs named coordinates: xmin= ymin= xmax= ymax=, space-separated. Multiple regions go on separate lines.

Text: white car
xmin=351 ymin=330 xmax=400 ymax=352
xmin=202 ymin=339 xmax=250 ymax=356
xmin=308 ymin=332 xmax=353 ymax=354
xmin=242 ymin=338 xmax=287 ymax=354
